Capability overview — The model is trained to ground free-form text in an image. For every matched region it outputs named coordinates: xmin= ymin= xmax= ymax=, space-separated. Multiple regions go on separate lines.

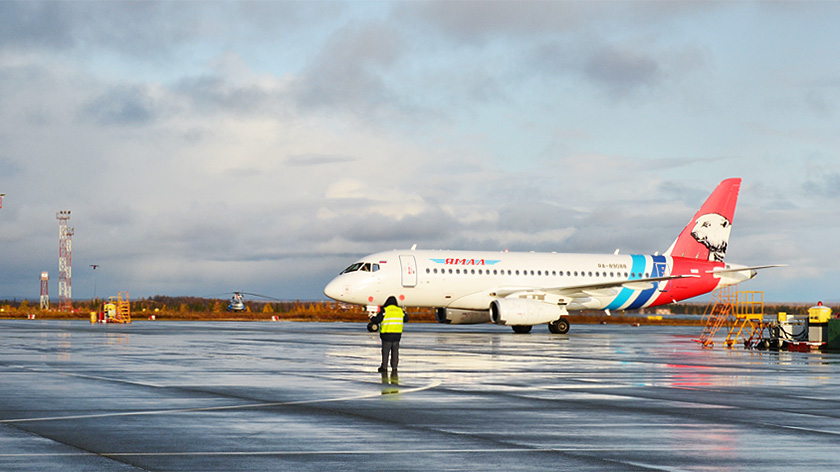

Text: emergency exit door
xmin=399 ymin=255 xmax=417 ymax=287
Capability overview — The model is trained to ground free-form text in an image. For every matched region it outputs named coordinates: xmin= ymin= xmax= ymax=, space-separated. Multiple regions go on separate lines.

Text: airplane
xmin=323 ymin=178 xmax=780 ymax=334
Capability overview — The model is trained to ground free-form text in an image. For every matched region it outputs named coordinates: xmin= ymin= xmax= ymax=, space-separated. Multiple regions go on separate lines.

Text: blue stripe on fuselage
xmin=605 ymin=255 xmax=647 ymax=310
xmin=626 ymin=254 xmax=666 ymax=310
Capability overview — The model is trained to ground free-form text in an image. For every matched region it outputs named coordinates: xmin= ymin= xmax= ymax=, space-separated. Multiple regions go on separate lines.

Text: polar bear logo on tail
xmin=691 ymin=213 xmax=731 ymax=262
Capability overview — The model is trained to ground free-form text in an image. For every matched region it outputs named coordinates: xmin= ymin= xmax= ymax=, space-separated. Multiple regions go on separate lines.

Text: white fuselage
xmin=323 ymin=249 xmax=753 ymax=313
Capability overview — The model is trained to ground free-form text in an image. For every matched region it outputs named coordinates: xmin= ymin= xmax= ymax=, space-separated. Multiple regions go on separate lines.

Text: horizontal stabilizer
xmin=706 ymin=264 xmax=786 ymax=274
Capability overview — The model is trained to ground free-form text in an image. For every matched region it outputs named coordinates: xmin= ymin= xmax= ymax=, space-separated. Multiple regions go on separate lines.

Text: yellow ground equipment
xmin=694 ymin=288 xmax=768 ymax=348
xmin=93 ymin=292 xmax=131 ymax=324
xmin=723 ymin=291 xmax=767 ymax=348
xmin=694 ymin=286 xmax=736 ymax=347
xmin=809 ymin=304 xmax=832 ymax=324
xmin=807 ymin=303 xmax=832 ymax=344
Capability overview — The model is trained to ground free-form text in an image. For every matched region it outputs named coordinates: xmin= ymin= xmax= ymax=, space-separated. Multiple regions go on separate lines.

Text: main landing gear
xmin=510 ymin=318 xmax=570 ymax=334
xmin=548 ymin=318 xmax=570 ymax=334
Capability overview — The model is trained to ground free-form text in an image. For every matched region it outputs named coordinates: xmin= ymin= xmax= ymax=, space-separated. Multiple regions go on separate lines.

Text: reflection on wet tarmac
xmin=1 ymin=320 xmax=839 ymax=471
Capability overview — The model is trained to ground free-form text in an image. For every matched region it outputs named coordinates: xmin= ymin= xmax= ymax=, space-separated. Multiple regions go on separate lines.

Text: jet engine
xmin=490 ymin=298 xmax=564 ymax=326
xmin=435 ymin=308 xmax=492 ymax=325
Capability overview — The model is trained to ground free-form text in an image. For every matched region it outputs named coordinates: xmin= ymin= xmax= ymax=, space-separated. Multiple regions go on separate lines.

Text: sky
xmin=1 ymin=1 xmax=839 ymax=304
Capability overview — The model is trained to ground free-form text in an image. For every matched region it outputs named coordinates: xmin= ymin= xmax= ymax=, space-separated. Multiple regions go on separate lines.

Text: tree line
xmin=0 ymin=296 xmax=832 ymax=321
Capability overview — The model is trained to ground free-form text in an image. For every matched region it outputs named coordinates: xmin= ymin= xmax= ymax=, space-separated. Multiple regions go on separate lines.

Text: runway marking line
xmin=2 ymin=449 xmax=545 ymax=458
xmin=0 ymin=447 xmax=609 ymax=458
xmin=0 ymin=379 xmax=442 ymax=424
xmin=7 ymin=442 xmax=819 ymax=458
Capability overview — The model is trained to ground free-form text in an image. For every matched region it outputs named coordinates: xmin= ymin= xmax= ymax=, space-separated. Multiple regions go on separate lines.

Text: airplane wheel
xmin=549 ymin=319 xmax=570 ymax=334
xmin=367 ymin=322 xmax=380 ymax=333
xmin=511 ymin=325 xmax=532 ymax=334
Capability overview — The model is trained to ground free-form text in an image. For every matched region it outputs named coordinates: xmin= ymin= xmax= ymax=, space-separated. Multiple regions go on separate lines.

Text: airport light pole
xmin=90 ymin=264 xmax=100 ymax=300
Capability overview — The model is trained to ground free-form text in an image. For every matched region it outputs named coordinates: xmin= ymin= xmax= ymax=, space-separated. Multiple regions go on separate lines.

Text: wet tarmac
xmin=1 ymin=320 xmax=839 ymax=471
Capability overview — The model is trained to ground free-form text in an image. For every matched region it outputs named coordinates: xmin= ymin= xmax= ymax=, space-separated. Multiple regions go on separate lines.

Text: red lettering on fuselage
xmin=444 ymin=258 xmax=485 ymax=265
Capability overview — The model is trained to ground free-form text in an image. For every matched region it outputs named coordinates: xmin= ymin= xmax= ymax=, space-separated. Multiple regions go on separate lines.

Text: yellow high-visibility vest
xmin=380 ymin=305 xmax=404 ymax=334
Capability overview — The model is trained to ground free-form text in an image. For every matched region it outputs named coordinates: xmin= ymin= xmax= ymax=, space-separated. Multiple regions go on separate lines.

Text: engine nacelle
xmin=490 ymin=298 xmax=564 ymax=326
xmin=435 ymin=308 xmax=492 ymax=325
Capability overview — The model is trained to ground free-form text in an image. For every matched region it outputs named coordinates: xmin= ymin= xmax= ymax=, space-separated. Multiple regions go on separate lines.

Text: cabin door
xmin=399 ymin=255 xmax=418 ymax=287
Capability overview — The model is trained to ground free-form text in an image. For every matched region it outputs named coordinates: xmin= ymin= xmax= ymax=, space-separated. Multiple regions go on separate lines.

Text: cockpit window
xmin=341 ymin=262 xmax=364 ymax=274
xmin=340 ymin=262 xmax=379 ymax=274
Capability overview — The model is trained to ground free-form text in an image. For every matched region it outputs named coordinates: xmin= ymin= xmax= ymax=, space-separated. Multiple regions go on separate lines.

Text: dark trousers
xmin=381 ymin=340 xmax=400 ymax=370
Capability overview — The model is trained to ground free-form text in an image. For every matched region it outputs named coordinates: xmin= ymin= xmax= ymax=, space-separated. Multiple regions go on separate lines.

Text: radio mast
xmin=56 ymin=211 xmax=74 ymax=312
xmin=40 ymin=272 xmax=50 ymax=310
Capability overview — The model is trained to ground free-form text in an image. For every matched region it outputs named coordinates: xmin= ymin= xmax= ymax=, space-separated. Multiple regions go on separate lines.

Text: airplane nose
xmin=323 ymin=278 xmax=344 ymax=301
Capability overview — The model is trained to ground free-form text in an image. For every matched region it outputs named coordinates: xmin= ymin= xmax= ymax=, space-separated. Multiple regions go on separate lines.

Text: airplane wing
xmin=492 ymin=273 xmax=699 ymax=301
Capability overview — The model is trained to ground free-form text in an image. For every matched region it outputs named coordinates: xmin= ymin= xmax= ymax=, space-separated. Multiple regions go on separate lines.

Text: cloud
xmin=583 ymin=45 xmax=661 ymax=96
xmin=82 ymin=84 xmax=157 ymax=125
xmin=0 ymin=2 xmax=838 ymax=303
xmin=290 ymin=21 xmax=406 ymax=117
xmin=0 ymin=1 xmax=74 ymax=50
xmin=286 ymin=154 xmax=357 ymax=167
xmin=402 ymin=1 xmax=592 ymax=42
xmin=803 ymin=172 xmax=840 ymax=199
xmin=0 ymin=156 xmax=23 ymax=177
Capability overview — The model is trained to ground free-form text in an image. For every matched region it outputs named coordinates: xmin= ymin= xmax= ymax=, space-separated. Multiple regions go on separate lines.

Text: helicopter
xmin=226 ymin=292 xmax=282 ymax=312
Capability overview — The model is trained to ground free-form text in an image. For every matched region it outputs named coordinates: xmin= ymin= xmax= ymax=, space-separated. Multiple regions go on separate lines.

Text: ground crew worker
xmin=371 ymin=296 xmax=407 ymax=375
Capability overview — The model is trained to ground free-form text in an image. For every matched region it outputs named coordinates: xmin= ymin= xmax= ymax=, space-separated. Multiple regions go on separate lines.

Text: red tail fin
xmin=665 ymin=178 xmax=741 ymax=262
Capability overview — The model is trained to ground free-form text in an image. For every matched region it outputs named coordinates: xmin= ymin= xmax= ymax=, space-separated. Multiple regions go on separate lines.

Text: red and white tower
xmin=56 ymin=211 xmax=74 ymax=312
xmin=40 ymin=272 xmax=50 ymax=310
